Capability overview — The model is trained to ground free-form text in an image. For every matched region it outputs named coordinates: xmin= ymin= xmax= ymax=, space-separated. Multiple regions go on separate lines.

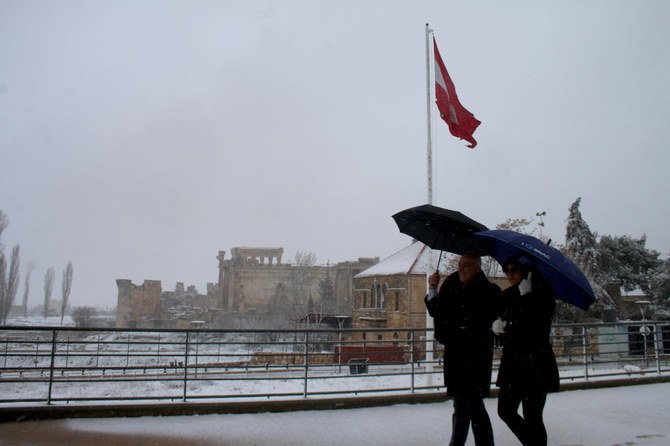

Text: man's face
xmin=457 ymin=255 xmax=481 ymax=285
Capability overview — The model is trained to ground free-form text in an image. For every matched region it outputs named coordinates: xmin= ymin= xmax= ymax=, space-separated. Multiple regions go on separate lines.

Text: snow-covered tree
xmin=649 ymin=258 xmax=670 ymax=316
xmin=562 ymin=198 xmax=613 ymax=321
xmin=597 ymin=235 xmax=661 ymax=292
xmin=565 ymin=198 xmax=600 ymax=280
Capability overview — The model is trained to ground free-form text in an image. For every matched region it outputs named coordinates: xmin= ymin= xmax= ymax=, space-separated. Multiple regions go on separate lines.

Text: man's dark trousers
xmin=450 ymin=394 xmax=494 ymax=446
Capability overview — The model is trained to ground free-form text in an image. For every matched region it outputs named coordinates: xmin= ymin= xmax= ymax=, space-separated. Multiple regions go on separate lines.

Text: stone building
xmin=351 ymin=242 xmax=433 ymax=349
xmin=115 ymin=247 xmax=379 ymax=328
xmin=216 ymin=247 xmax=378 ymax=318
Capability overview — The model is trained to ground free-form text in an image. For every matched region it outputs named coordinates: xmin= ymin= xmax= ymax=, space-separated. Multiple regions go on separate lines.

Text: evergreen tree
xmin=562 ymin=198 xmax=613 ymax=321
xmin=649 ymin=258 xmax=670 ymax=316
xmin=565 ymin=198 xmax=600 ymax=280
xmin=318 ymin=264 xmax=335 ymax=310
xmin=597 ymin=235 xmax=660 ymax=292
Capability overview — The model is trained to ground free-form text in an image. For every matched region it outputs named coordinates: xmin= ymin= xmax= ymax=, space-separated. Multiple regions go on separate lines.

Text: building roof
xmin=355 ymin=242 xmax=449 ymax=278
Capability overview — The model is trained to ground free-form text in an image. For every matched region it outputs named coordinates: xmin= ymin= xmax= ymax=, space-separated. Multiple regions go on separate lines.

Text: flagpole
xmin=425 ymin=23 xmax=434 ymax=207
xmin=424 ymin=23 xmax=435 ymax=387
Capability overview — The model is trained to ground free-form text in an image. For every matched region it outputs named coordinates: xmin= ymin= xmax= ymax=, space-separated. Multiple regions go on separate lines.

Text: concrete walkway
xmin=1 ymin=381 xmax=669 ymax=445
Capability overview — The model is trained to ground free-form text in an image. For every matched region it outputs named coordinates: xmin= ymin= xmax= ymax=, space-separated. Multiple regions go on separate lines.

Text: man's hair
xmin=461 ymin=253 xmax=482 ymax=266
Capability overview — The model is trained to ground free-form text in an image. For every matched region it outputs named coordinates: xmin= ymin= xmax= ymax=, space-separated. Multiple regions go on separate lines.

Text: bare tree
xmin=0 ymin=210 xmax=9 ymax=323
xmin=288 ymin=251 xmax=318 ymax=310
xmin=0 ymin=245 xmax=20 ymax=325
xmin=0 ymin=211 xmax=22 ymax=324
xmin=60 ymin=261 xmax=73 ymax=324
xmin=0 ymin=254 xmax=5 ymax=324
xmin=43 ymin=267 xmax=55 ymax=319
xmin=309 ymin=295 xmax=335 ymax=329
xmin=0 ymin=210 xmax=8 ymax=242
xmin=22 ymin=262 xmax=35 ymax=318
xmin=72 ymin=306 xmax=97 ymax=327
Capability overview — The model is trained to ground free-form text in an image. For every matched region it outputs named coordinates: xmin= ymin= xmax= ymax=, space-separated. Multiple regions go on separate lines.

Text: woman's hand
xmin=518 ymin=271 xmax=533 ymax=295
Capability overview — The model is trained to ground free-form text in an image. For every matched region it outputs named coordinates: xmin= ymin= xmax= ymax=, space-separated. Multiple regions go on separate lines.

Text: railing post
xmin=183 ymin=332 xmax=190 ymax=402
xmin=582 ymin=326 xmax=589 ymax=381
xmin=34 ymin=337 xmax=40 ymax=368
xmin=47 ymin=329 xmax=57 ymax=405
xmin=125 ymin=333 xmax=131 ymax=369
xmin=194 ymin=332 xmax=199 ymax=379
xmin=410 ymin=330 xmax=415 ymax=393
xmin=65 ymin=335 xmax=70 ymax=369
xmin=95 ymin=333 xmax=100 ymax=368
xmin=217 ymin=332 xmax=222 ymax=363
xmin=653 ymin=323 xmax=661 ymax=375
xmin=303 ymin=331 xmax=309 ymax=398
xmin=156 ymin=333 xmax=161 ymax=368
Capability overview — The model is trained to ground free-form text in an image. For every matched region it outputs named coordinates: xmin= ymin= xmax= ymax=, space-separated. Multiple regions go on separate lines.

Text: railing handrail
xmin=1 ymin=321 xmax=669 ymax=406
xmin=2 ymin=319 xmax=669 ymax=333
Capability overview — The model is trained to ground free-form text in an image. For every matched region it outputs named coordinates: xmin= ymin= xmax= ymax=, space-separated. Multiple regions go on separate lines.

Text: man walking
xmin=425 ymin=254 xmax=500 ymax=446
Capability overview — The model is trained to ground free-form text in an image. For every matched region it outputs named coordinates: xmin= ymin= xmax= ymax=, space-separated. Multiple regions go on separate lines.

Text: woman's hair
xmin=503 ymin=255 xmax=532 ymax=271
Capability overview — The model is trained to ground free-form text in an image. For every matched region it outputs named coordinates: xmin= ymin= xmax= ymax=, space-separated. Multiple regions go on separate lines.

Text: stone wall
xmin=115 ymin=279 xmax=162 ymax=328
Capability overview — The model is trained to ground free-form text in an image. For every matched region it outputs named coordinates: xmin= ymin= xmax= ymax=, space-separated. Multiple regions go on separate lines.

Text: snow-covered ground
xmin=0 ymin=382 xmax=668 ymax=445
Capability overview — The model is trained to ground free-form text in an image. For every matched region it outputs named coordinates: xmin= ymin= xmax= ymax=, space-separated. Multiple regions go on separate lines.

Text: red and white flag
xmin=433 ymin=37 xmax=480 ymax=148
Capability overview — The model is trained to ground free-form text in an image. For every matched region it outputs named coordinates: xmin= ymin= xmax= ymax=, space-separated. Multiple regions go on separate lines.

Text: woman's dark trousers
xmin=497 ymin=388 xmax=548 ymax=446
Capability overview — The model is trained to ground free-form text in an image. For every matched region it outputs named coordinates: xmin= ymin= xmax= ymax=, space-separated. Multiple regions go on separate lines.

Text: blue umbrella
xmin=474 ymin=229 xmax=596 ymax=311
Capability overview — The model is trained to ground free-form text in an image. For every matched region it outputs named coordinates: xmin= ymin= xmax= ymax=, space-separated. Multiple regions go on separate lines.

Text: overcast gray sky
xmin=1 ymin=0 xmax=668 ymax=309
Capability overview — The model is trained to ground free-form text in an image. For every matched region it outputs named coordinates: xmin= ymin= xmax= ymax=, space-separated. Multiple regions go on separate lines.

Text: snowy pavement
xmin=0 ymin=382 xmax=668 ymax=445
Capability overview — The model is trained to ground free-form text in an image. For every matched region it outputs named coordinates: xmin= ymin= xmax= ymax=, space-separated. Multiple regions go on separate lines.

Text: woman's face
xmin=504 ymin=263 xmax=524 ymax=287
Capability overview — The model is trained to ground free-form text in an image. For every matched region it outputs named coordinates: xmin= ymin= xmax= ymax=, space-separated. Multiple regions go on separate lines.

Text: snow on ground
xmin=0 ymin=382 xmax=668 ymax=446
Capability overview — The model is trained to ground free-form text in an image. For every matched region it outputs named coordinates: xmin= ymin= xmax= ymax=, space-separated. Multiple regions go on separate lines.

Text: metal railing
xmin=0 ymin=321 xmax=668 ymax=405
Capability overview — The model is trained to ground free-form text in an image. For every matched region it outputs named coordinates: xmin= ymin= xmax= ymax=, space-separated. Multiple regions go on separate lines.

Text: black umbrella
xmin=392 ymin=204 xmax=488 ymax=260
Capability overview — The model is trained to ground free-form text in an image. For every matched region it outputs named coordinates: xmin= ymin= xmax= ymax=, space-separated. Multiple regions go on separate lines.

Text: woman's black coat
xmin=425 ymin=270 xmax=500 ymax=398
xmin=495 ymin=271 xmax=560 ymax=394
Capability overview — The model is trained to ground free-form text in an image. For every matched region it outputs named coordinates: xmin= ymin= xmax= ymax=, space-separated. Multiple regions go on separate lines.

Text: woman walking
xmin=492 ymin=256 xmax=559 ymax=446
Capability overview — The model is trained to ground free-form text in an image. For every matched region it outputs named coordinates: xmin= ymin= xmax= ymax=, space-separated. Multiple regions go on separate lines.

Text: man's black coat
xmin=425 ymin=270 xmax=500 ymax=398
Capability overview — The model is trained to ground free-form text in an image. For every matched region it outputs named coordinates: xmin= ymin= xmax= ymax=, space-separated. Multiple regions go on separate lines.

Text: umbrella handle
xmin=436 ymin=250 xmax=443 ymax=272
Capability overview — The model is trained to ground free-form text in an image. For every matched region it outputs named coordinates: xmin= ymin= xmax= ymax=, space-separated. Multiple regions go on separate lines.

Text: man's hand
xmin=492 ymin=318 xmax=507 ymax=335
xmin=428 ymin=272 xmax=440 ymax=287
xmin=519 ymin=271 xmax=532 ymax=295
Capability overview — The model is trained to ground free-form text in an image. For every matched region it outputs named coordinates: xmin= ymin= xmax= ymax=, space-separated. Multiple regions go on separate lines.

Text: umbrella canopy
xmin=474 ymin=229 xmax=596 ymax=311
xmin=392 ymin=204 xmax=488 ymax=255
